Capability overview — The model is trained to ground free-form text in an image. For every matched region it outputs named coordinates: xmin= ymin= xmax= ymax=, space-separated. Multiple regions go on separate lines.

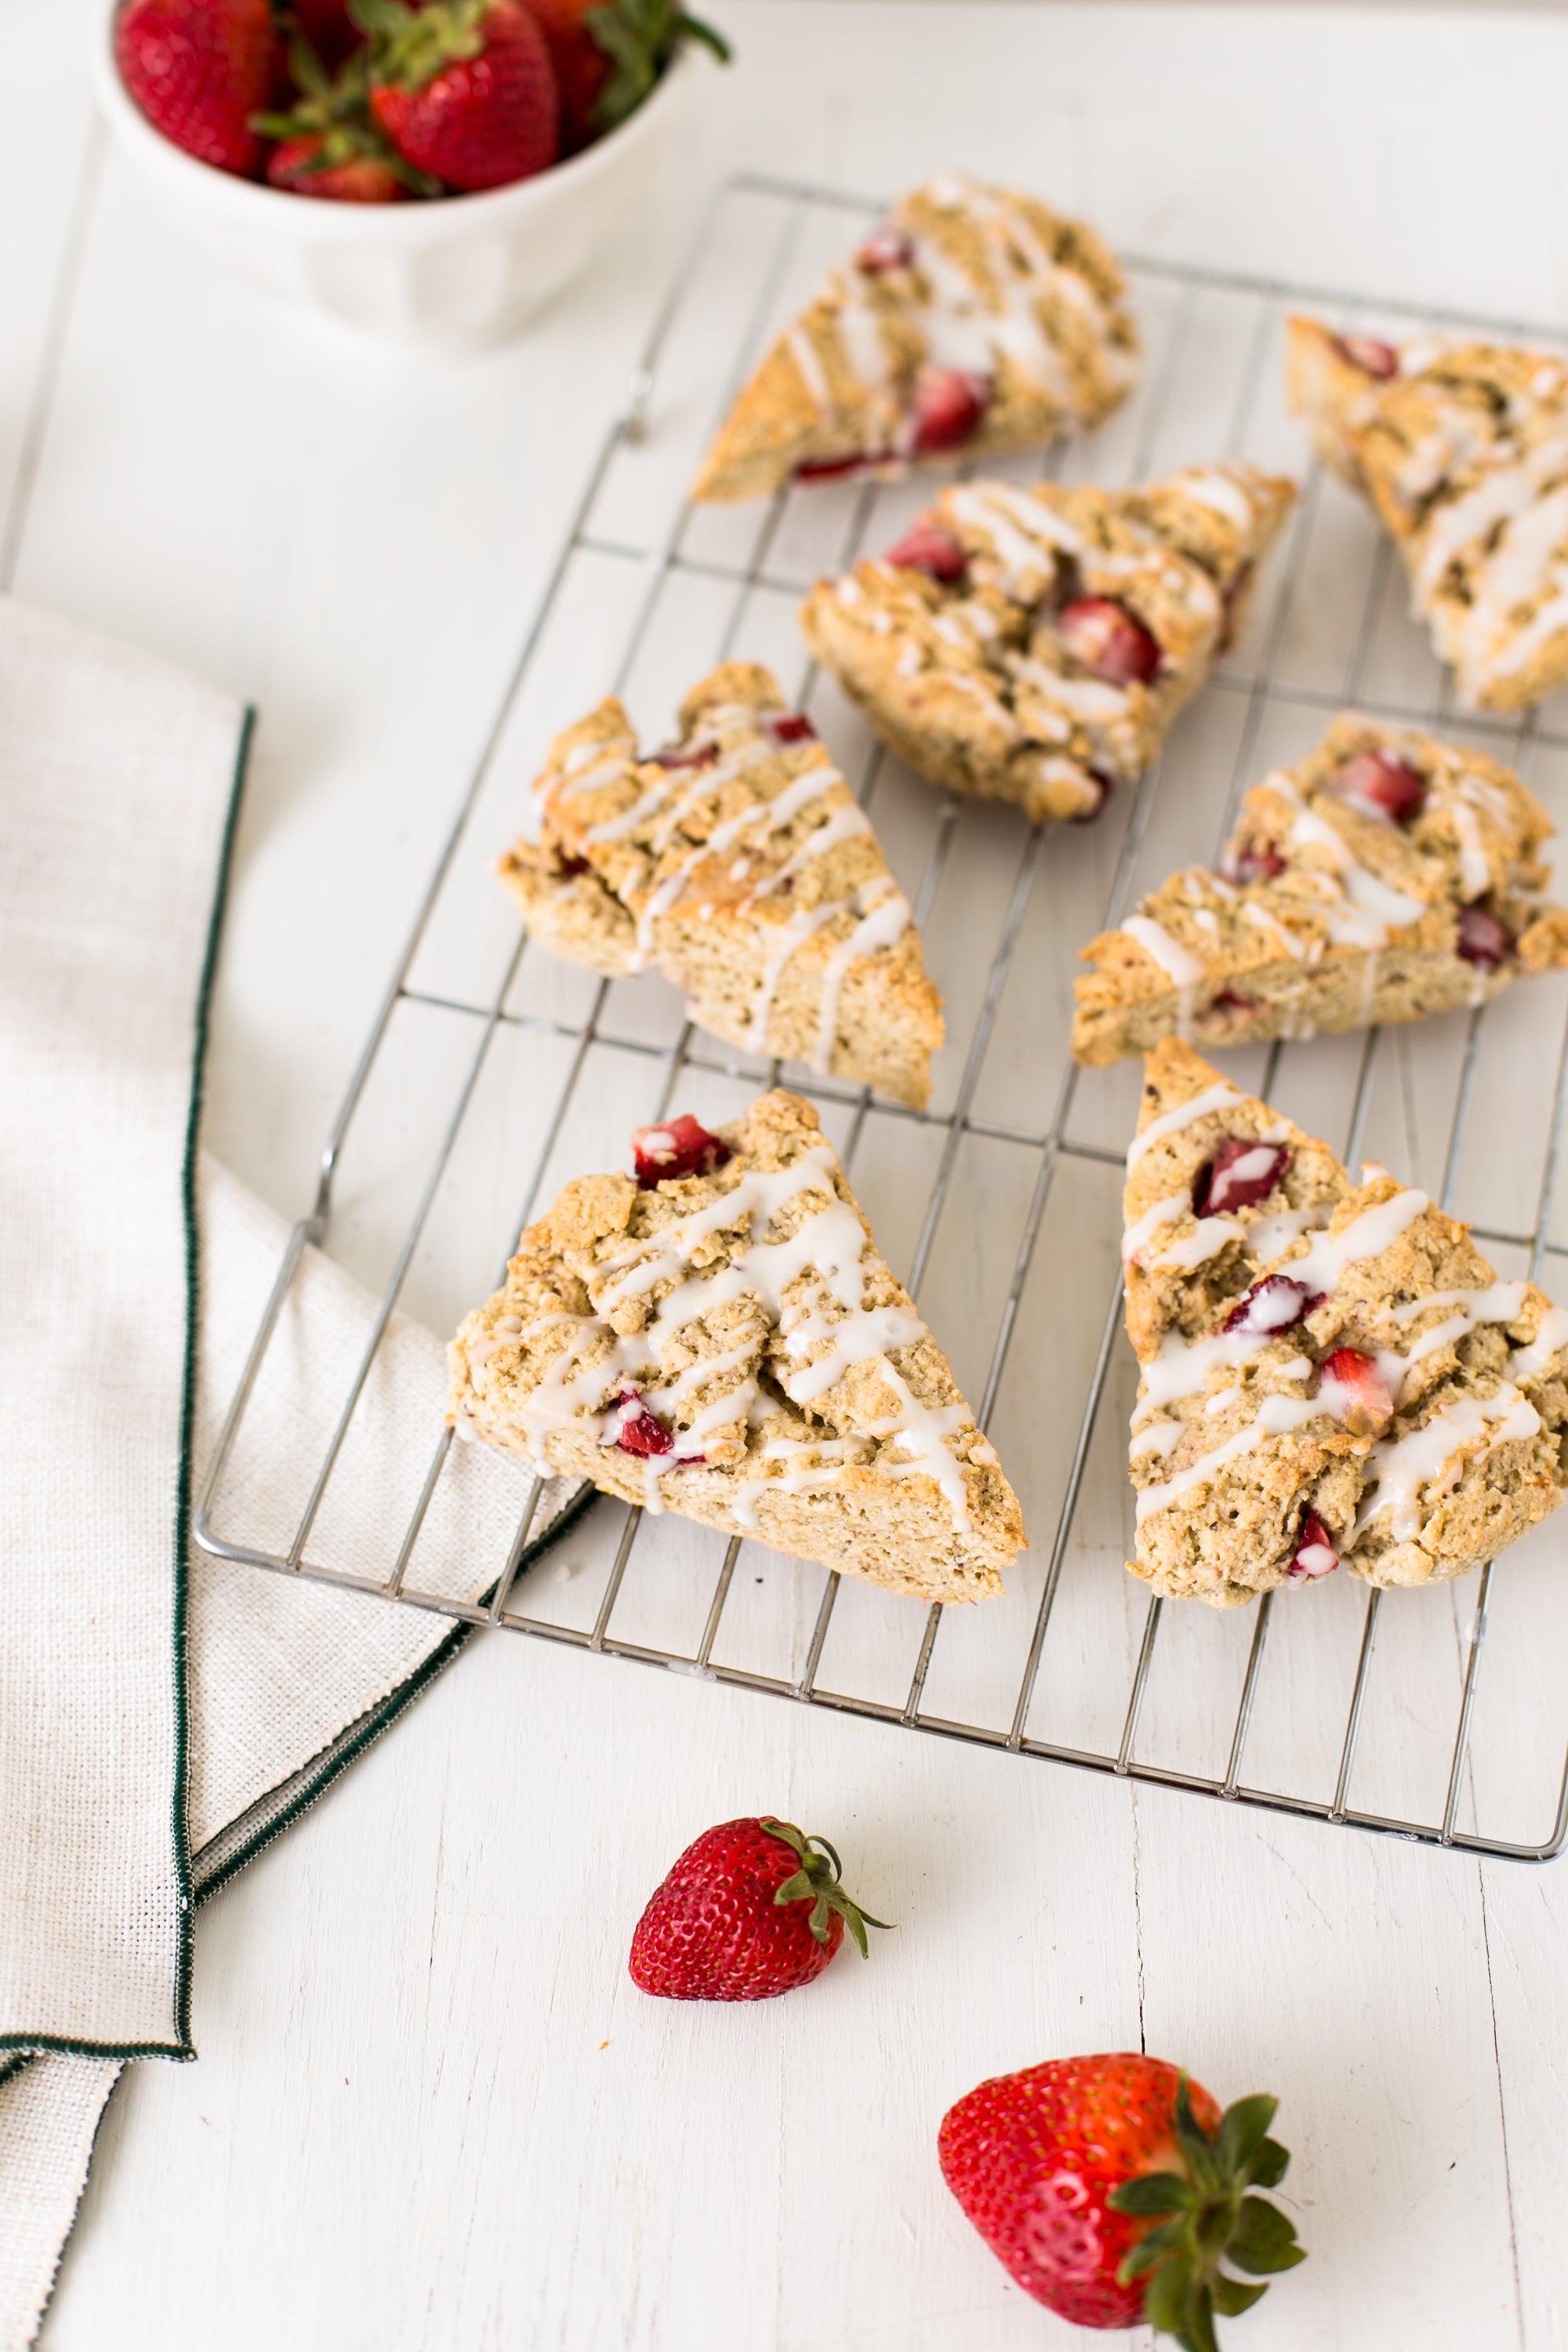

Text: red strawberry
xmin=115 ymin=0 xmax=281 ymax=177
xmin=290 ymin=0 xmax=360 ymax=65
xmin=856 ymin=223 xmax=914 ymax=274
xmin=1221 ymin=839 xmax=1287 ymax=885
xmin=612 ymin=1387 xmax=680 ymax=1457
xmin=648 ymin=739 xmax=718 ymax=772
xmin=1456 ymin=904 xmax=1513 ymax=969
xmin=794 ymin=451 xmax=878 ymax=484
xmin=541 ymin=0 xmax=731 ymax=147
xmin=1287 ymin=1510 xmax=1339 ymax=1581
xmin=514 ymin=0 xmax=606 ymax=147
xmin=358 ymin=0 xmax=560 ymax=191
xmin=1334 ymin=332 xmax=1399 ymax=379
xmin=765 ymin=710 xmax=817 ymax=745
xmin=939 ymin=2055 xmax=1305 ymax=2340
xmin=629 ymin=1817 xmax=890 ymax=2001
xmin=1317 ymin=1345 xmax=1394 ymax=1428
xmin=884 ymin=517 xmax=969 ymax=583
xmin=1329 ymin=750 xmax=1426 ymax=826
xmin=1056 ymin=595 xmax=1162 ymax=685
xmin=1192 ymin=1139 xmax=1291 ymax=1219
xmin=255 ymin=35 xmax=441 ymax=199
xmin=630 ymin=1112 xmax=730 ymax=1187
xmin=909 ymin=365 xmax=991 ymax=455
xmin=267 ymin=132 xmax=405 ymax=198
xmin=1224 ymin=1274 xmax=1320 ymax=1335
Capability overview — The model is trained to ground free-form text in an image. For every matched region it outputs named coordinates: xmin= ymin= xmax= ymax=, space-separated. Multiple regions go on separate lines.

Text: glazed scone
xmin=448 ymin=1091 xmax=1025 ymax=1601
xmin=800 ymin=464 xmax=1294 ymax=822
xmin=693 ymin=175 xmax=1139 ymax=503
xmin=500 ymin=663 xmax=946 ymax=1109
xmin=1287 ymin=316 xmax=1568 ymax=711
xmin=1073 ymin=717 xmax=1568 ymax=1065
xmin=1122 ymin=1041 xmax=1568 ymax=1607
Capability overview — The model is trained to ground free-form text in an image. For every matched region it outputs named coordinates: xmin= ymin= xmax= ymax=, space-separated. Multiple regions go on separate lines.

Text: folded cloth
xmin=0 ymin=602 xmax=579 ymax=2345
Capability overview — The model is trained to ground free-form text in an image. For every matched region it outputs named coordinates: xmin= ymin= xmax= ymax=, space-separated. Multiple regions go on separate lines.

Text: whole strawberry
xmin=254 ymin=38 xmax=441 ymax=201
xmin=289 ymin=0 xmax=361 ymax=66
xmin=939 ymin=2054 xmax=1305 ymax=2344
xmin=533 ymin=0 xmax=731 ymax=151
xmin=629 ymin=1816 xmax=889 ymax=2001
xmin=115 ymin=0 xmax=281 ymax=177
xmin=354 ymin=0 xmax=559 ymax=192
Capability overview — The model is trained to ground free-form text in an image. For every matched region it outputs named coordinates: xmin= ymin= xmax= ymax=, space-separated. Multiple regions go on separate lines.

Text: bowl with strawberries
xmin=95 ymin=0 xmax=728 ymax=348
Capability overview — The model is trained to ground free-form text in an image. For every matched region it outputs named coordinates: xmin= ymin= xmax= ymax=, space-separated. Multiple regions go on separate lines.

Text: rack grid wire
xmin=196 ymin=172 xmax=1568 ymax=1863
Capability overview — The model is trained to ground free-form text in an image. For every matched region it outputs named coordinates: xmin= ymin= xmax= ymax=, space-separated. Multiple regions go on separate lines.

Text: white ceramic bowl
xmin=92 ymin=5 xmax=695 ymax=350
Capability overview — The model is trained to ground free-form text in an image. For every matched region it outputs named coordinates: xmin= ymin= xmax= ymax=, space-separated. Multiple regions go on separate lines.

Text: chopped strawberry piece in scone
xmin=630 ymin=1113 xmax=732 ymax=1189
xmin=884 ymin=519 xmax=969 ymax=583
xmin=855 ymin=225 xmax=914 ymax=275
xmin=1329 ymin=750 xmax=1427 ymax=826
xmin=1207 ymin=989 xmax=1261 ymax=1019
xmin=1054 ymin=596 xmax=1161 ymax=685
xmin=555 ymin=851 xmax=591 ymax=877
xmin=1220 ymin=839 xmax=1287 ymax=884
xmin=1287 ymin=1510 xmax=1340 ymax=1580
xmin=1456 ymin=905 xmax=1514 ymax=968
xmin=909 ymin=366 xmax=991 ymax=455
xmin=1192 ymin=1138 xmax=1291 ymax=1218
xmin=794 ymin=452 xmax=878 ymax=483
xmin=1334 ymin=333 xmax=1399 ymax=379
xmin=1067 ymin=771 xmax=1114 ymax=823
xmin=1317 ymin=1345 xmax=1395 ymax=1426
xmin=1224 ymin=1273 xmax=1319 ymax=1334
xmin=766 ymin=712 xmax=817 ymax=745
xmin=649 ymin=740 xmax=719 ymax=772
xmin=612 ymin=1390 xmax=679 ymax=1458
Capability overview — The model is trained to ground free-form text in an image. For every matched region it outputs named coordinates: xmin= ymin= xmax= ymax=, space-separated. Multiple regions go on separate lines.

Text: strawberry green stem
xmin=1109 ymin=2078 xmax=1305 ymax=2352
xmin=760 ymin=1819 xmax=891 ymax=1958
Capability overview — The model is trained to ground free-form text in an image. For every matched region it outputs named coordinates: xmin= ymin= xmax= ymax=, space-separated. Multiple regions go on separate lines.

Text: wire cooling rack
xmin=196 ymin=172 xmax=1568 ymax=1862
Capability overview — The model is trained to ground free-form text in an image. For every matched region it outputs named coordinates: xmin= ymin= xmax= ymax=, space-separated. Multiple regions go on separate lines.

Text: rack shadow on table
xmin=194 ymin=172 xmax=1568 ymax=1864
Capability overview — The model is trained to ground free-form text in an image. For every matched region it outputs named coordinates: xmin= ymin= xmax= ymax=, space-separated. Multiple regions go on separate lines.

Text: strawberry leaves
xmin=583 ymin=0 xmax=731 ymax=132
xmin=760 ymin=1818 xmax=892 ymax=1957
xmin=1109 ymin=2078 xmax=1305 ymax=2350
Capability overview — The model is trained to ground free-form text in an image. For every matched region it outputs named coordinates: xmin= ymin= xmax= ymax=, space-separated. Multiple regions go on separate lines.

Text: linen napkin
xmin=0 ymin=600 xmax=580 ymax=2346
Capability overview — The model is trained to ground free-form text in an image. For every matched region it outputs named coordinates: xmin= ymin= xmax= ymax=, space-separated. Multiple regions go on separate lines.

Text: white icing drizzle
xmin=1171 ymin=467 xmax=1255 ymax=528
xmin=1287 ymin=1189 xmax=1428 ymax=1297
xmin=1248 ymin=1202 xmax=1330 ymax=1265
xmin=1510 ymin=1301 xmax=1568 ymax=1381
xmin=812 ymin=881 xmax=910 ymax=1074
xmin=1352 ymin=1385 xmax=1541 ymax=1544
xmin=1121 ymin=916 xmax=1208 ymax=989
xmin=1448 ymin=791 xmax=1493 ymax=900
xmin=1151 ymin=1215 xmax=1244 ymax=1272
xmin=1242 ymin=899 xmax=1306 ymax=960
xmin=1135 ymin=1394 xmax=1323 ymax=1526
xmin=947 ymin=482 xmax=1081 ymax=599
xmin=1122 ymin=1192 xmax=1186 ymax=1264
xmin=1130 ymin=1421 xmax=1181 ymax=1461
xmin=787 ymin=325 xmax=833 ymax=415
xmin=1126 ymin=1080 xmax=1245 ymax=1170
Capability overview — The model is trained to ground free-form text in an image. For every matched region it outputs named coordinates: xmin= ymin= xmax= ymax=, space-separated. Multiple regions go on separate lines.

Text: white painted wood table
xmin=10 ymin=3 xmax=1568 ymax=2346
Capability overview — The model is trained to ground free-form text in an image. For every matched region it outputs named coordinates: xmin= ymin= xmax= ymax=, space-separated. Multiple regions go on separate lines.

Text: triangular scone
xmin=1122 ymin=1040 xmax=1568 ymax=1607
xmin=692 ymin=175 xmax=1138 ymax=505
xmin=800 ymin=465 xmax=1294 ymax=822
xmin=1073 ymin=717 xmax=1568 ymax=1065
xmin=448 ymin=1091 xmax=1024 ymax=1601
xmin=1287 ymin=317 xmax=1568 ymax=711
xmin=501 ymin=664 xmax=944 ymax=1109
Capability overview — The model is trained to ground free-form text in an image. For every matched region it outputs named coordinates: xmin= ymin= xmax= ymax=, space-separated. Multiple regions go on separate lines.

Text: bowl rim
xmin=92 ymin=0 xmax=694 ymax=239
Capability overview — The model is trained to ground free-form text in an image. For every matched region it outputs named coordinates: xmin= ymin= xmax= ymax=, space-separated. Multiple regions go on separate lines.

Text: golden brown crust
xmin=1287 ymin=315 xmax=1568 ymax=710
xmin=1122 ymin=1042 xmax=1568 ymax=1606
xmin=1073 ymin=716 xmax=1568 ymax=1065
xmin=800 ymin=466 xmax=1294 ymax=821
xmin=499 ymin=667 xmax=946 ymax=1109
xmin=693 ymin=176 xmax=1139 ymax=503
xmin=447 ymin=1090 xmax=1025 ymax=1600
